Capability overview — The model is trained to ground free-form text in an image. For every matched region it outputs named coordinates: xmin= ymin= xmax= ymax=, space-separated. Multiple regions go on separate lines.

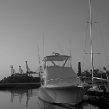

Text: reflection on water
xmin=10 ymin=89 xmax=34 ymax=107
xmin=0 ymin=88 xmax=106 ymax=109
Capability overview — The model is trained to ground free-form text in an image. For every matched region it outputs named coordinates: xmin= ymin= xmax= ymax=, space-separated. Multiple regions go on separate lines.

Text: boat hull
xmin=39 ymin=85 xmax=87 ymax=105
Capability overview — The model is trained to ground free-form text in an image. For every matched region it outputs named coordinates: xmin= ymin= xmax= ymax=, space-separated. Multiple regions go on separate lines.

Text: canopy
xmin=44 ymin=55 xmax=70 ymax=62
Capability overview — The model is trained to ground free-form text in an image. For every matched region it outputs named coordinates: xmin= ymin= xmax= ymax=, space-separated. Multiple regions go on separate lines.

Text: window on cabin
xmin=45 ymin=56 xmax=71 ymax=67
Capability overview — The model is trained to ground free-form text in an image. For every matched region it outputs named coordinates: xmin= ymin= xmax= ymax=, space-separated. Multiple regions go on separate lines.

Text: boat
xmin=39 ymin=52 xmax=89 ymax=105
xmin=85 ymin=0 xmax=109 ymax=96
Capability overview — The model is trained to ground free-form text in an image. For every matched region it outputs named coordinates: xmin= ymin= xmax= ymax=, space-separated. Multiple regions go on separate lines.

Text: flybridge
xmin=43 ymin=53 xmax=71 ymax=67
xmin=44 ymin=55 xmax=70 ymax=62
xmin=43 ymin=52 xmax=70 ymax=62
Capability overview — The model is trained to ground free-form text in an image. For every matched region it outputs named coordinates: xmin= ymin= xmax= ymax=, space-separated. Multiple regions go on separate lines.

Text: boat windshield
xmin=44 ymin=55 xmax=72 ymax=67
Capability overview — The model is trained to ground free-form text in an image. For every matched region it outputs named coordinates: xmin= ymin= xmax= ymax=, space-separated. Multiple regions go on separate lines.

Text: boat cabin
xmin=43 ymin=53 xmax=72 ymax=68
xmin=41 ymin=53 xmax=80 ymax=87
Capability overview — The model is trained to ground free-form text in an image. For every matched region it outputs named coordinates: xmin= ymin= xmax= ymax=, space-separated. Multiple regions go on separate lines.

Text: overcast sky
xmin=0 ymin=0 xmax=109 ymax=78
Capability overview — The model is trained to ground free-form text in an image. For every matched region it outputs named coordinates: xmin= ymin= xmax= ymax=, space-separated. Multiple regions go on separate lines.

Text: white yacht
xmin=39 ymin=52 xmax=89 ymax=105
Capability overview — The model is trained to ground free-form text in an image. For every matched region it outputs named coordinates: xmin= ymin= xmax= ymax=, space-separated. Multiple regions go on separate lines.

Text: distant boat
xmin=39 ymin=52 xmax=89 ymax=105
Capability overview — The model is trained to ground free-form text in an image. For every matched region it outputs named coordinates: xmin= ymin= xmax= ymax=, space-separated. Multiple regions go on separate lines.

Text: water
xmin=0 ymin=88 xmax=107 ymax=109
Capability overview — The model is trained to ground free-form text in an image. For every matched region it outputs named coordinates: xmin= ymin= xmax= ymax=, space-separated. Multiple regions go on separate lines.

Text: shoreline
xmin=0 ymin=82 xmax=40 ymax=89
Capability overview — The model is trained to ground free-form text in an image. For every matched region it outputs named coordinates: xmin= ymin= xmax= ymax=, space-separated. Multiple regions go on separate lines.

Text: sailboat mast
xmin=37 ymin=45 xmax=40 ymax=65
xmin=42 ymin=33 xmax=45 ymax=59
xmin=89 ymin=0 xmax=94 ymax=83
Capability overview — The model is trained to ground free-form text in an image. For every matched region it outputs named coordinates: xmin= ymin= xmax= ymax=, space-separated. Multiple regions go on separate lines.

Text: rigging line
xmin=37 ymin=45 xmax=40 ymax=66
xmin=43 ymin=36 xmax=44 ymax=59
xmin=82 ymin=0 xmax=92 ymax=70
xmin=82 ymin=1 xmax=92 ymax=70
xmin=92 ymin=0 xmax=100 ymax=24
xmin=42 ymin=32 xmax=45 ymax=59
xmin=82 ymin=21 xmax=89 ymax=70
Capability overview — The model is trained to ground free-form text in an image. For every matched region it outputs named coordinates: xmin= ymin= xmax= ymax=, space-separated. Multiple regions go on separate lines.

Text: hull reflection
xmin=0 ymin=88 xmax=105 ymax=109
xmin=10 ymin=88 xmax=38 ymax=107
xmin=38 ymin=97 xmax=82 ymax=109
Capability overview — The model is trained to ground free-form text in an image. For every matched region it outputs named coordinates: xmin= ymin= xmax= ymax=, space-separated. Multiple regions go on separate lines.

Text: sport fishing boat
xmin=39 ymin=52 xmax=89 ymax=105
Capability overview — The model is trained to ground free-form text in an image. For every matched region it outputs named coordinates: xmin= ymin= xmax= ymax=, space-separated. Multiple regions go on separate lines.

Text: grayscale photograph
xmin=0 ymin=0 xmax=108 ymax=109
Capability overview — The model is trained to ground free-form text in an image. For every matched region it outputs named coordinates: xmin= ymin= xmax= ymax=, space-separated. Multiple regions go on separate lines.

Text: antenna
xmin=42 ymin=32 xmax=45 ymax=58
xmin=68 ymin=39 xmax=73 ymax=67
xmin=37 ymin=45 xmax=42 ymax=77
xmin=37 ymin=45 xmax=40 ymax=66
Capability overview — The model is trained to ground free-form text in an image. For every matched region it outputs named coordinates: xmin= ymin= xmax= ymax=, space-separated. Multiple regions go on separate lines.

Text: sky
xmin=0 ymin=0 xmax=109 ymax=79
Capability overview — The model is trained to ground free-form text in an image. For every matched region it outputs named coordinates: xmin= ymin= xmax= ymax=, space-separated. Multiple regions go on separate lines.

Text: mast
xmin=89 ymin=0 xmax=94 ymax=84
xmin=42 ymin=33 xmax=45 ymax=59
xmin=37 ymin=45 xmax=40 ymax=66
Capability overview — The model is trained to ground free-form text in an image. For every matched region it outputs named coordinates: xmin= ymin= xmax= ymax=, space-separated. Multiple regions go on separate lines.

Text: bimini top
xmin=43 ymin=52 xmax=71 ymax=62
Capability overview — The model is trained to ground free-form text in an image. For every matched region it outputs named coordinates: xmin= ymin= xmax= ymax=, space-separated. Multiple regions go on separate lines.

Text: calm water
xmin=0 ymin=88 xmax=106 ymax=109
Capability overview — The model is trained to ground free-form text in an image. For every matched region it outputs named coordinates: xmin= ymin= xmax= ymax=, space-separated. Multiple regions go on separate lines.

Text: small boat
xmin=39 ymin=52 xmax=89 ymax=105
